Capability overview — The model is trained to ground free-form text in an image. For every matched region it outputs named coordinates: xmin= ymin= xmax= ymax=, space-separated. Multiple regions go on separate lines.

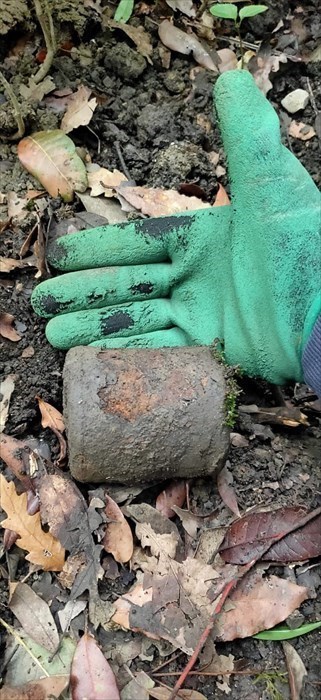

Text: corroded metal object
xmin=63 ymin=346 xmax=229 ymax=484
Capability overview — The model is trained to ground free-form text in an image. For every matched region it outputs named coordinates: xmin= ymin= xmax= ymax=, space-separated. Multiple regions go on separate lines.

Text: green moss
xmin=253 ymin=671 xmax=288 ymax=700
xmin=211 ymin=339 xmax=242 ymax=428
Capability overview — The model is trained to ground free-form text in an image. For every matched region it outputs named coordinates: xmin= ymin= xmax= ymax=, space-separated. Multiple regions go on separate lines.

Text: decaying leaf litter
xmin=0 ymin=1 xmax=321 ymax=698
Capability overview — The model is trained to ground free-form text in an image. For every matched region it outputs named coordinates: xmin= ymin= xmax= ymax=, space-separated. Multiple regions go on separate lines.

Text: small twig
xmin=167 ymin=563 xmax=253 ymax=700
xmin=152 ymin=652 xmax=184 ymax=674
xmin=0 ymin=71 xmax=25 ymax=140
xmin=305 ymin=77 xmax=318 ymax=115
xmin=153 ymin=669 xmax=283 ymax=678
xmin=33 ymin=0 xmax=56 ymax=84
xmin=115 ymin=140 xmax=132 ymax=180
xmin=0 ymin=617 xmax=49 ymax=676
xmin=219 ymin=36 xmax=260 ymax=51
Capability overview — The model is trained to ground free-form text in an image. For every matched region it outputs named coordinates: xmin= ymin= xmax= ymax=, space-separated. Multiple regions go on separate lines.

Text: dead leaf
xmin=0 ymin=255 xmax=37 ymax=272
xmin=0 ymin=433 xmax=35 ymax=491
xmin=0 ymin=474 xmax=65 ymax=571
xmin=249 ymin=51 xmax=288 ymax=95
xmin=158 ymin=20 xmax=218 ymax=72
xmin=77 ymin=191 xmax=128 ymax=223
xmin=283 ymin=641 xmax=307 ymax=700
xmin=165 ymin=0 xmax=196 ymax=18
xmin=9 ymin=582 xmax=59 ymax=652
xmin=36 ymin=396 xmax=66 ymax=464
xmin=288 ymin=120 xmax=316 ymax=141
xmin=126 ymin=503 xmax=183 ymax=560
xmin=171 ymin=505 xmax=200 ymax=539
xmin=217 ymin=571 xmax=308 ymax=641
xmin=0 ymin=676 xmax=69 ymax=700
xmin=57 ymin=599 xmax=87 ymax=634
xmin=0 ymin=312 xmax=21 ymax=341
xmin=156 ymin=480 xmax=186 ymax=519
xmin=70 ymin=633 xmax=120 ymax=700
xmin=150 ymin=689 xmax=207 ymax=700
xmin=220 ymin=506 xmax=321 ymax=564
xmin=217 ymin=48 xmax=238 ymax=73
xmin=217 ymin=463 xmax=240 ymax=517
xmin=18 ymin=130 xmax=88 ymax=202
xmin=36 ymin=396 xmax=64 ymax=433
xmin=103 ymin=494 xmax=134 ymax=563
xmin=61 ymin=85 xmax=97 ymax=133
xmin=20 ymin=76 xmax=56 ymax=103
xmin=87 ymin=164 xmax=128 ymax=197
xmin=36 ymin=472 xmax=104 ymax=609
xmin=213 ymin=184 xmax=230 ymax=206
xmin=7 ymin=191 xmax=29 ymax=221
xmin=122 ymin=671 xmax=154 ymax=700
xmin=238 ymin=404 xmax=309 ymax=427
xmin=0 ymin=374 xmax=16 ymax=432
xmin=116 ymin=184 xmax=210 ymax=217
xmin=107 ymin=19 xmax=153 ymax=63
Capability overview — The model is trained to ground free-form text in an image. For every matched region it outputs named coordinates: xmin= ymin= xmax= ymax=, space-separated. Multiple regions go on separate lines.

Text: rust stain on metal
xmin=97 ymin=353 xmax=199 ymax=422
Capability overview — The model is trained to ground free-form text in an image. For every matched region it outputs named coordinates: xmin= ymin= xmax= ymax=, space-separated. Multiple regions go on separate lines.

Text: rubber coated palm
xmin=31 ymin=70 xmax=321 ymax=384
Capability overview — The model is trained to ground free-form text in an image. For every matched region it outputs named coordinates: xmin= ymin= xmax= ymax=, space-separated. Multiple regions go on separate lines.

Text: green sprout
xmin=114 ymin=0 xmax=134 ymax=23
xmin=210 ymin=2 xmax=268 ymax=65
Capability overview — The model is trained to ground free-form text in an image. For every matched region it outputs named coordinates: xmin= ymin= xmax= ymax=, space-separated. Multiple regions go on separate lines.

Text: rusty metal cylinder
xmin=63 ymin=346 xmax=229 ymax=484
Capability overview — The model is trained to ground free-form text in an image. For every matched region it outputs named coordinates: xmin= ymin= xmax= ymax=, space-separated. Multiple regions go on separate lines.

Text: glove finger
xmin=31 ymin=263 xmax=172 ymax=318
xmin=214 ymin=69 xmax=321 ymax=210
xmin=46 ymin=211 xmax=198 ymax=272
xmin=90 ymin=327 xmax=188 ymax=349
xmin=45 ymin=299 xmax=173 ymax=349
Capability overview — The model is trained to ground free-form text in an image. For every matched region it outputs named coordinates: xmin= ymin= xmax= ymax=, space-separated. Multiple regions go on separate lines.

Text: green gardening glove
xmin=31 ymin=70 xmax=321 ymax=385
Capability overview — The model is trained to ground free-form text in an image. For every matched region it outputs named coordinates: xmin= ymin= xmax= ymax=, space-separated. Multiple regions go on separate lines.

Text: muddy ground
xmin=1 ymin=0 xmax=321 ymax=698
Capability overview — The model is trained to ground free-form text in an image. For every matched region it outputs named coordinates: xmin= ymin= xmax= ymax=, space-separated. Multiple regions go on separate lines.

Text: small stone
xmin=281 ymin=88 xmax=309 ymax=113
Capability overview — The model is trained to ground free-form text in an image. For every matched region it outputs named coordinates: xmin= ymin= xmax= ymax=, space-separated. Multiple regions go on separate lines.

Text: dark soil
xmin=1 ymin=1 xmax=321 ymax=698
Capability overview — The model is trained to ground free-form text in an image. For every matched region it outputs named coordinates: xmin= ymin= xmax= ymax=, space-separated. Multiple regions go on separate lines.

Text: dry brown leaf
xmin=9 ymin=581 xmax=59 ymax=652
xmin=288 ymin=120 xmax=316 ymax=141
xmin=103 ymin=495 xmax=134 ymax=563
xmin=239 ymin=404 xmax=309 ymax=428
xmin=150 ymin=689 xmax=207 ymax=700
xmin=283 ymin=641 xmax=307 ymax=700
xmin=116 ymin=184 xmax=210 ymax=217
xmin=0 ymin=433 xmax=35 ymax=491
xmin=217 ymin=572 xmax=308 ymax=641
xmin=87 ymin=164 xmax=128 ymax=197
xmin=250 ymin=52 xmax=288 ymax=95
xmin=0 ymin=374 xmax=16 ymax=432
xmin=36 ymin=396 xmax=66 ymax=463
xmin=0 ymin=676 xmax=69 ymax=700
xmin=165 ymin=0 xmax=196 ymax=18
xmin=158 ymin=20 xmax=218 ymax=72
xmin=156 ymin=480 xmax=186 ymax=519
xmin=0 ymin=474 xmax=65 ymax=571
xmin=217 ymin=463 xmax=240 ymax=517
xmin=0 ymin=312 xmax=21 ymax=341
xmin=20 ymin=76 xmax=56 ymax=103
xmin=0 ymin=255 xmax=37 ymax=272
xmin=61 ymin=85 xmax=97 ymax=133
xmin=36 ymin=396 xmax=64 ymax=433
xmin=107 ymin=19 xmax=153 ymax=63
xmin=217 ymin=48 xmax=238 ymax=73
xmin=213 ymin=184 xmax=230 ymax=206
xmin=71 ymin=633 xmax=120 ymax=700
xmin=18 ymin=130 xmax=87 ymax=202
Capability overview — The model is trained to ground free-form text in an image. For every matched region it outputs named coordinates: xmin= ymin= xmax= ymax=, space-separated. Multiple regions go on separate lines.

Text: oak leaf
xmin=0 ymin=474 xmax=65 ymax=571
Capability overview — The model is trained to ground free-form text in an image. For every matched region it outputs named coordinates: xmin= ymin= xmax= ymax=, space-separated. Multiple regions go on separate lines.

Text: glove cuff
xmin=302 ymin=313 xmax=321 ymax=399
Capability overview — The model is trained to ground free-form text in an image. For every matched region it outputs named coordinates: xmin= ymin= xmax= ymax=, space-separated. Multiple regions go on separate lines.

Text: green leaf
xmin=114 ymin=0 xmax=134 ymax=23
xmin=254 ymin=620 xmax=321 ymax=641
xmin=210 ymin=4 xmax=238 ymax=21
xmin=239 ymin=5 xmax=268 ymax=21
